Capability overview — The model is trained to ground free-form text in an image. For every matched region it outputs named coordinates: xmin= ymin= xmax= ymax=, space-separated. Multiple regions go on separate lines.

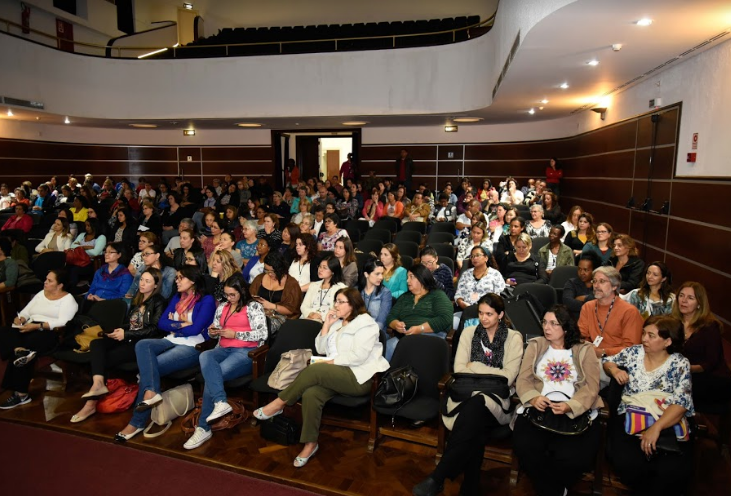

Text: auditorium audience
xmin=235 ymin=219 xmax=259 ymax=264
xmin=537 ymin=225 xmax=575 ymax=282
xmin=454 ymin=245 xmax=505 ymax=328
xmin=610 ymin=234 xmax=645 ymax=294
xmin=249 ymin=251 xmax=302 ymax=333
xmin=86 ymin=242 xmax=133 ymax=303
xmin=128 ymin=232 xmax=157 ymax=277
xmin=318 ymin=213 xmax=347 ymax=251
xmin=125 ymin=243 xmax=176 ymax=300
xmin=300 ymin=255 xmax=346 ymax=323
xmin=333 ymin=237 xmax=358 ymax=287
xmin=242 ymin=237 xmax=272 ymax=284
xmin=621 ymin=261 xmax=675 ymax=319
xmin=563 ymin=252 xmax=600 ymax=321
xmin=503 ymin=233 xmax=541 ymax=287
xmin=35 ymin=217 xmax=73 ymax=253
xmin=379 ymin=243 xmax=408 ymax=299
xmin=360 ymin=258 xmax=392 ymax=337
xmin=525 ymin=204 xmax=551 ymax=238
xmin=495 ymin=217 xmax=526 ymax=272
xmin=581 ymin=222 xmax=614 ymax=265
xmin=560 ymin=205 xmax=583 ymax=241
xmin=419 ymin=246 xmax=455 ymax=299
xmin=564 ymin=212 xmax=594 ymax=260
xmin=2 ymin=204 xmax=33 ymax=233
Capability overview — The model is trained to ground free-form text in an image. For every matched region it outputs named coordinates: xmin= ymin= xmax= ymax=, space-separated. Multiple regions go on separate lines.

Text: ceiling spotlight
xmin=560 ymin=82 xmax=569 ymax=89
xmin=528 ymin=108 xmax=535 ymax=115
xmin=236 ymin=123 xmax=262 ymax=128
xmin=342 ymin=121 xmax=368 ymax=126
xmin=444 ymin=125 xmax=458 ymax=132
xmin=591 ymin=107 xmax=608 ymax=120
xmin=6 ymin=109 xmax=13 ymax=117
xmin=540 ymin=99 xmax=549 ymax=104
xmin=636 ymin=18 xmax=653 ymax=26
xmin=539 ymin=107 xmax=544 ymax=110
xmin=587 ymin=60 xmax=599 ymax=66
xmin=183 ymin=129 xmax=196 ymax=136
xmin=452 ymin=117 xmax=483 ymax=123
xmin=612 ymin=43 xmax=623 ymax=52
xmin=183 ymin=3 xmax=193 ymax=10
xmin=64 ymin=116 xmax=70 ymax=124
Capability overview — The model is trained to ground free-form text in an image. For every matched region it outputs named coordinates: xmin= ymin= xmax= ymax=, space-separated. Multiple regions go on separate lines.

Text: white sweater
xmin=20 ymin=291 xmax=78 ymax=329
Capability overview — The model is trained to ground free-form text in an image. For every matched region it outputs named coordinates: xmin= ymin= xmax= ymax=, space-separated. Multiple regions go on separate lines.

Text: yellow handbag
xmin=73 ymin=325 xmax=104 ymax=353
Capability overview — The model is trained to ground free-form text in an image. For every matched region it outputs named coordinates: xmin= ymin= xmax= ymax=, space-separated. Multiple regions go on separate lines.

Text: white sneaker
xmin=183 ymin=427 xmax=212 ymax=450
xmin=206 ymin=401 xmax=233 ymax=423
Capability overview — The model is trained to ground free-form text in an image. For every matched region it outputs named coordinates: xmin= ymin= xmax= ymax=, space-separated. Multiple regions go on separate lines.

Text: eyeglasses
xmin=264 ymin=269 xmax=275 ymax=275
xmin=175 ymin=275 xmax=188 ymax=281
xmin=596 ymin=230 xmax=609 ymax=234
xmin=541 ymin=319 xmax=561 ymax=327
xmin=224 ymin=292 xmax=238 ymax=299
xmin=105 ymin=250 xmax=118 ymax=255
xmin=142 ymin=252 xmax=156 ymax=257
xmin=421 ymin=259 xmax=436 ymax=267
xmin=591 ymin=278 xmax=610 ymax=285
xmin=470 ymin=254 xmax=485 ymax=259
xmin=333 ymin=299 xmax=349 ymax=305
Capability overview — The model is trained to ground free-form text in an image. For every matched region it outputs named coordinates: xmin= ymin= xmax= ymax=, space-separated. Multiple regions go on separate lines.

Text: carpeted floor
xmin=1 ymin=421 xmax=317 ymax=496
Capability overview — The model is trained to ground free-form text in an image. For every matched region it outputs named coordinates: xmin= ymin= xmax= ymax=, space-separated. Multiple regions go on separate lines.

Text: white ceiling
xmin=3 ymin=0 xmax=731 ymax=130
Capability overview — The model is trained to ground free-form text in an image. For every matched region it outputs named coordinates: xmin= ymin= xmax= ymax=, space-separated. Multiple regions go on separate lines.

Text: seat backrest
xmin=264 ymin=319 xmax=322 ymax=374
xmin=355 ymin=239 xmax=383 ymax=256
xmin=431 ymin=222 xmax=456 ymax=234
xmin=504 ymin=297 xmax=543 ymax=344
xmin=427 ymin=232 xmax=455 ymax=245
xmin=85 ymin=299 xmax=129 ymax=332
xmin=531 ymin=236 xmax=550 ymax=257
xmin=401 ymin=222 xmax=426 ymax=235
xmin=394 ymin=230 xmax=422 ymax=245
xmin=373 ymin=218 xmax=398 ymax=233
xmin=32 ymin=252 xmax=66 ymax=281
xmin=394 ymin=241 xmax=419 ymax=259
xmin=401 ymin=255 xmax=413 ymax=270
xmin=364 ymin=228 xmax=392 ymax=244
xmin=433 ymin=244 xmax=455 ymax=260
xmin=438 ymin=256 xmax=454 ymax=273
xmin=513 ymin=283 xmax=557 ymax=313
xmin=390 ymin=335 xmax=450 ymax=400
xmin=453 ymin=304 xmax=479 ymax=363
xmin=549 ymin=265 xmax=578 ymax=290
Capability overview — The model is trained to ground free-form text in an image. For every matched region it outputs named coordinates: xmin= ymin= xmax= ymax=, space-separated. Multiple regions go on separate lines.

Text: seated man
xmin=430 ymin=193 xmax=457 ymax=224
xmin=563 ymin=252 xmax=600 ymax=321
xmin=578 ymin=266 xmax=643 ymax=386
xmin=402 ymin=192 xmax=431 ymax=225
xmin=455 ymin=200 xmax=487 ymax=236
xmin=164 ymin=218 xmax=195 ymax=257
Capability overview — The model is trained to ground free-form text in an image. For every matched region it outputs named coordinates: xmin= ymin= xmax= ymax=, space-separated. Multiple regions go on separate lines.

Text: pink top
xmin=218 ymin=305 xmax=255 ymax=348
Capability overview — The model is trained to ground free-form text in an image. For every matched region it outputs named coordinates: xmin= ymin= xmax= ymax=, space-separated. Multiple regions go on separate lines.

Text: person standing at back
xmin=395 ymin=149 xmax=414 ymax=194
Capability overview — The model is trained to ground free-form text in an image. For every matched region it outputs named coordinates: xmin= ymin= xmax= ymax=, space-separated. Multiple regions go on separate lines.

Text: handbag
xmin=525 ymin=406 xmax=592 ymax=436
xmin=181 ymin=397 xmax=249 ymax=434
xmin=442 ymin=373 xmax=512 ymax=417
xmin=143 ymin=383 xmax=195 ymax=438
xmin=96 ymin=379 xmax=139 ymax=414
xmin=267 ymin=349 xmax=312 ymax=390
xmin=65 ymin=246 xmax=92 ymax=267
xmin=624 ymin=404 xmax=690 ymax=441
xmin=374 ymin=365 xmax=418 ymax=410
xmin=73 ymin=325 xmax=104 ymax=353
xmin=260 ymin=415 xmax=300 ymax=445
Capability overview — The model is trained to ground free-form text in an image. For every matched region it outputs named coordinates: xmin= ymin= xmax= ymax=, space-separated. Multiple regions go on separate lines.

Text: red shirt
xmin=546 ymin=166 xmax=563 ymax=184
xmin=2 ymin=214 xmax=33 ymax=233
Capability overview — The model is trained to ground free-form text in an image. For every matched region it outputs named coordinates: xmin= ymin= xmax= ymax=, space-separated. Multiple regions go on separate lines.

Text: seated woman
xmin=201 ymin=216 xmax=223 ymax=259
xmin=385 ymin=264 xmax=453 ymax=361
xmin=318 ymin=213 xmax=348 ymax=252
xmin=254 ymin=288 xmax=389 ymax=467
xmin=581 ymin=222 xmax=614 ymax=265
xmin=379 ymin=244 xmax=407 ymax=300
xmin=334 ymin=236 xmax=358 ymax=287
xmin=71 ymin=268 xmax=166 ymax=423
xmin=1 ymin=204 xmax=33 ymax=234
xmin=172 ymin=229 xmax=202 ymax=270
xmin=413 ymin=293 xmax=523 ymax=496
xmin=541 ymin=192 xmax=564 ymax=225
xmin=336 ymin=187 xmax=359 ymax=220
xmin=70 ymin=196 xmax=89 ymax=224
xmin=419 ymin=246 xmax=455 ymax=299
xmin=209 ymin=231 xmax=243 ymax=270
xmin=486 ymin=203 xmax=507 ymax=236
xmin=114 ymin=266 xmax=216 ymax=442
xmin=564 ymin=212 xmax=594 ymax=261
xmin=184 ymin=273 xmax=268 ymax=450
xmin=235 ymin=220 xmax=259 ymax=265
xmin=499 ymin=178 xmax=524 ymax=206
xmin=495 ymin=217 xmax=526 ymax=273
xmin=249 ymin=251 xmax=302 ymax=334
xmin=242 ymin=237 xmax=271 ymax=284
xmin=160 ymin=191 xmax=188 ymax=246
xmin=562 ymin=252 xmax=600 ymax=321
xmin=125 ymin=244 xmax=176 ymax=300
xmin=110 ymin=207 xmax=138 ymax=252
xmin=0 ymin=269 xmax=78 ymax=409
xmin=454 ymin=246 xmax=506 ymax=328
xmin=537 ymin=225 xmax=575 ymax=283
xmin=360 ymin=258 xmax=392 ymax=339
xmin=525 ymin=204 xmax=552 ymax=238
xmin=257 ymin=213 xmax=283 ymax=249
xmin=292 ymin=198 xmax=311 ymax=226
xmin=560 ymin=205 xmax=583 ymax=242
xmin=221 ymin=204 xmax=239 ymax=233
xmin=128 ymin=232 xmax=158 ymax=277
xmin=35 ymin=217 xmax=73 ymax=254
xmin=502 ymin=233 xmax=541 ymax=288
xmin=603 ymin=316 xmax=694 ymax=496
xmin=300 ymin=255 xmax=347 ymax=322
xmin=86 ymin=242 xmax=133 ymax=304
xmin=289 ymin=233 xmax=318 ymax=292
xmin=621 ymin=261 xmax=675 ymax=319
xmin=208 ymin=249 xmax=240 ymax=303
xmin=70 ymin=218 xmax=107 ymax=260
xmin=138 ymin=201 xmax=162 ymax=238
xmin=513 ymin=304 xmax=603 ymax=496
xmin=673 ymin=282 xmax=731 ymax=410
xmin=278 ymin=223 xmax=299 ymax=263
xmin=456 ymin=221 xmax=492 ymax=272
xmin=360 ymin=188 xmax=384 ymax=226
xmin=298 ymin=213 xmax=315 ymax=237
xmin=610 ymin=234 xmax=645 ymax=294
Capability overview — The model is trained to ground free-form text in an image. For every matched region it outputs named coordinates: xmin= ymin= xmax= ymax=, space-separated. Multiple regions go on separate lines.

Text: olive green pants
xmin=278 ymin=363 xmax=371 ymax=443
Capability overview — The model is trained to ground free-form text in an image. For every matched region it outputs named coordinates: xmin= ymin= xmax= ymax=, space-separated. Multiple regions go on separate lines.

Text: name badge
xmin=470 ymin=292 xmax=480 ymax=302
xmin=592 ymin=336 xmax=603 ymax=347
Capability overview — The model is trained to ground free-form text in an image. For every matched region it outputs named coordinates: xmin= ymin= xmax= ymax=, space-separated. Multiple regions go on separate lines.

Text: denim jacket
xmin=361 ymin=285 xmax=392 ymax=333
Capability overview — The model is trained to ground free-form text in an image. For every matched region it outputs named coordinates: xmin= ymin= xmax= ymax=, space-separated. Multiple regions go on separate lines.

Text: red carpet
xmin=1 ymin=421 xmax=316 ymax=496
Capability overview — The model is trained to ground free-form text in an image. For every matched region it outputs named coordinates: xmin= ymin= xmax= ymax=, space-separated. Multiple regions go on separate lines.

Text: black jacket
xmin=610 ymin=256 xmax=645 ymax=293
xmin=495 ymin=234 xmax=517 ymax=273
xmin=123 ymin=293 xmax=166 ymax=341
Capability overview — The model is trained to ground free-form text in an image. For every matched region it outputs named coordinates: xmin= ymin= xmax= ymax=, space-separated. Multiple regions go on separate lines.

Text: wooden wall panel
xmin=573 ymin=121 xmax=637 ymax=156
xmin=634 ymin=146 xmax=676 ymax=180
xmin=669 ymin=181 xmax=731 ymax=229
xmin=463 ymin=161 xmax=545 ymax=178
xmin=562 ymin=178 xmax=633 ymax=206
xmin=202 ymin=147 xmax=273 ymax=161
xmin=636 ymin=108 xmax=680 ymax=148
xmin=562 ymin=151 xmax=635 ymax=178
xmin=437 ymin=145 xmax=463 ymax=160
xmin=666 ymin=254 xmax=730 ymax=322
xmin=665 ymin=219 xmax=731 ymax=270
xmin=202 ymin=162 xmax=274 ymax=175
xmin=628 ymin=211 xmax=669 ymax=250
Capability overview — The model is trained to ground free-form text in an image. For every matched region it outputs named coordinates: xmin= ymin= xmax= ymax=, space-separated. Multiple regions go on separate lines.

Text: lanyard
xmin=595 ymin=296 xmax=616 ymax=335
xmin=318 ymin=286 xmax=331 ymax=308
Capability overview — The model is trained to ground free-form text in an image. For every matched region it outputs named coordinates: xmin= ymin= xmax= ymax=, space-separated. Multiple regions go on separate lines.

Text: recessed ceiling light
xmin=540 ymin=99 xmax=549 ymax=104
xmin=64 ymin=116 xmax=70 ymax=124
xmin=235 ymin=123 xmax=262 ymax=128
xmin=539 ymin=107 xmax=544 ymax=110
xmin=587 ymin=60 xmax=599 ymax=66
xmin=183 ymin=3 xmax=193 ymax=10
xmin=528 ymin=109 xmax=535 ymax=115
xmin=560 ymin=82 xmax=569 ymax=89
xmin=342 ymin=121 xmax=368 ymax=126
xmin=452 ymin=117 xmax=483 ymax=123
xmin=636 ymin=18 xmax=653 ymax=26
xmin=129 ymin=123 xmax=158 ymax=128
xmin=6 ymin=109 xmax=13 ymax=117
xmin=444 ymin=125 xmax=458 ymax=132
xmin=183 ymin=129 xmax=196 ymax=136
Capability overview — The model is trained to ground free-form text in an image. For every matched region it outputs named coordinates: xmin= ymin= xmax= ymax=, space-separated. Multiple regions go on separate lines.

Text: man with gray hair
xmin=578 ymin=266 xmax=643 ymax=360
xmin=164 ymin=218 xmax=195 ymax=257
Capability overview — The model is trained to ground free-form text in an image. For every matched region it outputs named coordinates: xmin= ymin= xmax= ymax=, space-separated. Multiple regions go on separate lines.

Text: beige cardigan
xmin=443 ymin=326 xmax=524 ymax=431
xmin=516 ymin=337 xmax=603 ymax=418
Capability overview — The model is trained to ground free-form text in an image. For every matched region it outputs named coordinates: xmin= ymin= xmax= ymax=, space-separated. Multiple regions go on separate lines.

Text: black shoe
xmin=0 ymin=394 xmax=31 ymax=410
xmin=413 ymin=477 xmax=443 ymax=496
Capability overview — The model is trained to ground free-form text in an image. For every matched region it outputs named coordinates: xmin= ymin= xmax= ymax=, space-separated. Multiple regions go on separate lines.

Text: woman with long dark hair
xmin=300 ymin=255 xmax=346 ymax=322
xmin=359 ymin=258 xmax=392 ymax=337
xmin=249 ymin=251 xmax=303 ymax=333
xmin=288 ymin=232 xmax=318 ymax=292
xmin=621 ymin=262 xmax=675 ymax=319
xmin=86 ymin=242 xmax=133 ymax=303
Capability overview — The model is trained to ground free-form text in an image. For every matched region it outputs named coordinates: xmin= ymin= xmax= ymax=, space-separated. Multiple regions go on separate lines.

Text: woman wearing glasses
xmin=454 ymin=246 xmax=506 ymax=328
xmin=125 ymin=244 xmax=176 ymax=300
xmin=254 ymin=288 xmax=389 ymax=467
xmin=581 ymin=222 xmax=614 ymax=265
xmin=86 ymin=242 xmax=133 ymax=304
xmin=184 ymin=273 xmax=268 ymax=450
xmin=300 ymin=255 xmax=347 ymax=323
xmin=249 ymin=251 xmax=302 ymax=334
xmin=114 ymin=266 xmax=216 ymax=442
xmin=317 ymin=213 xmax=348 ymax=252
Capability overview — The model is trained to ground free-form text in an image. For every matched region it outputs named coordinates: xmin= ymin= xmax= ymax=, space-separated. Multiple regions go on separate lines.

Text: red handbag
xmin=65 ymin=246 xmax=92 ymax=267
xmin=96 ymin=379 xmax=139 ymax=414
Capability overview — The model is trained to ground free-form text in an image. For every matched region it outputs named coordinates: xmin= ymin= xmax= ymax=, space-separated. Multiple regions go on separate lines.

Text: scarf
xmin=175 ymin=291 xmax=201 ymax=319
xmin=101 ymin=264 xmax=130 ymax=282
xmin=470 ymin=320 xmax=509 ymax=368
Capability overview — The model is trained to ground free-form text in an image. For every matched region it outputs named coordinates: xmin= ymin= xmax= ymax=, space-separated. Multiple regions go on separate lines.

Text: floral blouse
xmin=603 ymin=344 xmax=694 ymax=416
xmin=525 ymin=220 xmax=552 ymax=238
xmin=318 ymin=229 xmax=348 ymax=251
xmin=620 ymin=290 xmax=675 ymax=320
xmin=454 ymin=268 xmax=506 ymax=306
xmin=456 ymin=237 xmax=492 ymax=263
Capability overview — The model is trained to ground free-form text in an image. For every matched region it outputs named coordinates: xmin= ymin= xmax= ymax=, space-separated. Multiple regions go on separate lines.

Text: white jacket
xmin=314 ymin=313 xmax=390 ymax=384
xmin=35 ymin=232 xmax=73 ymax=253
xmin=300 ymin=280 xmax=347 ymax=321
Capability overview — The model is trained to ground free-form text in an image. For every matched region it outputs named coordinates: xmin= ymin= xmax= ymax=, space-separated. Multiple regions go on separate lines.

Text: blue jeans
xmin=385 ymin=331 xmax=446 ymax=362
xmin=129 ymin=339 xmax=201 ymax=429
xmin=197 ymin=346 xmax=254 ymax=430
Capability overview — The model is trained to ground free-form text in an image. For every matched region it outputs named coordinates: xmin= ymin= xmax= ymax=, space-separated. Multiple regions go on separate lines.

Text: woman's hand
xmin=307 ymin=312 xmax=323 ymax=322
xmin=324 ymin=310 xmax=339 ymax=327
xmin=391 ymin=320 xmax=407 ymax=334
xmin=13 ymin=316 xmax=25 ymax=326
xmin=107 ymin=328 xmax=125 ymax=341
xmin=529 ymin=395 xmax=551 ymax=412
xmin=640 ymin=424 xmax=661 ymax=456
xmin=610 ymin=367 xmax=629 ymax=385
xmin=405 ymin=325 xmax=422 ymax=335
xmin=549 ymin=401 xmax=572 ymax=415
xmin=217 ymin=329 xmax=235 ymax=339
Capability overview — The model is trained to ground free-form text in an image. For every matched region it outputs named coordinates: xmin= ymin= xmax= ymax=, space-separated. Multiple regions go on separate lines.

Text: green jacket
xmin=538 ymin=243 xmax=575 ymax=283
xmin=386 ymin=289 xmax=453 ymax=335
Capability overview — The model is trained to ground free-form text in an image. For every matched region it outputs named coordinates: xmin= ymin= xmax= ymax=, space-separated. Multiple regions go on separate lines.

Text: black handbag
xmin=442 ymin=374 xmax=512 ymax=417
xmin=259 ymin=415 xmax=300 ymax=445
xmin=374 ymin=365 xmax=418 ymax=414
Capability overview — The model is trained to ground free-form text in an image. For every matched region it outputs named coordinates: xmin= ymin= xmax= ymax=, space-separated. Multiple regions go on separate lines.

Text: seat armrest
xmin=446 ymin=329 xmax=455 ymax=346
xmin=438 ymin=372 xmax=454 ymax=391
xmin=0 ymin=285 xmax=16 ymax=294
xmin=249 ymin=344 xmax=269 ymax=378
